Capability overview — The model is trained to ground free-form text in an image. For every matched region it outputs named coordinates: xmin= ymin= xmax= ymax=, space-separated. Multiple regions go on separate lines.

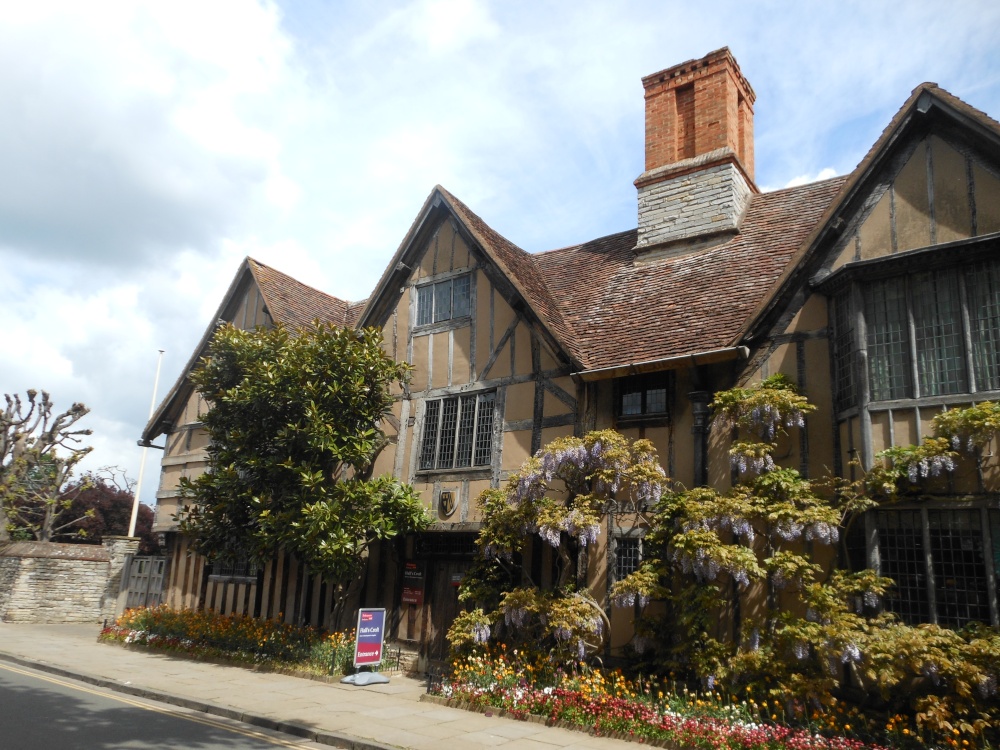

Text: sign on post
xmin=401 ymin=561 xmax=425 ymax=605
xmin=353 ymin=608 xmax=386 ymax=669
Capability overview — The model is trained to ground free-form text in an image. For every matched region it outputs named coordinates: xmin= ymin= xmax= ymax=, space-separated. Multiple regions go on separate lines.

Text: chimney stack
xmin=635 ymin=48 xmax=757 ymax=253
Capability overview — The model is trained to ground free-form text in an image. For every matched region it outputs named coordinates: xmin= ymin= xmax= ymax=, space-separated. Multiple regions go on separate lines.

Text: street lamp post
xmin=129 ymin=349 xmax=165 ymax=538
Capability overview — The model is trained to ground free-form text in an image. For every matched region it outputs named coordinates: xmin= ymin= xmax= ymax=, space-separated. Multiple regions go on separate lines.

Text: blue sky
xmin=2 ymin=0 xmax=999 ymax=505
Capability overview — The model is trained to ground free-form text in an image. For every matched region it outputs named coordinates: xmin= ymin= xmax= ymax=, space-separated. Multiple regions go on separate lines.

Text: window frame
xmin=866 ymin=505 xmax=1000 ymax=628
xmin=414 ymin=273 xmax=472 ymax=330
xmin=418 ymin=391 xmax=497 ymax=473
xmin=830 ymin=256 xmax=1000 ymax=413
xmin=613 ymin=535 xmax=643 ymax=582
xmin=209 ymin=553 xmax=259 ymax=583
xmin=615 ymin=372 xmax=673 ymax=423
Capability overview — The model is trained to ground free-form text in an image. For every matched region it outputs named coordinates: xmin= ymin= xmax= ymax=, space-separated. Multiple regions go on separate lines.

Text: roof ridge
xmin=534 ymin=227 xmax=638 ymax=256
xmin=247 ymin=257 xmax=350 ymax=307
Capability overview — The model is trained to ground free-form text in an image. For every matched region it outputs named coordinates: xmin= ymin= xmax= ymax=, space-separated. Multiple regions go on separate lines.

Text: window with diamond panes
xmin=615 ymin=537 xmax=641 ymax=581
xmin=419 ymin=392 xmax=495 ymax=470
xmin=415 ymin=274 xmax=471 ymax=327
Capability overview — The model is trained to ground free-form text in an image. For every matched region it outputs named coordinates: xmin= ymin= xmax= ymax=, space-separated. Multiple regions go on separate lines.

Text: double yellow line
xmin=0 ymin=662 xmax=309 ymax=748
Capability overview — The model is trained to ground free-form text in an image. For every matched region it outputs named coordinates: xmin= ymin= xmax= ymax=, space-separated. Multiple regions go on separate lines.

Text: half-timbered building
xmin=142 ymin=48 xmax=1000 ymax=665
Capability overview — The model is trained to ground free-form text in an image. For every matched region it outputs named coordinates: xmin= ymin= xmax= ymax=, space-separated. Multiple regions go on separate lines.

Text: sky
xmin=2 ymin=0 xmax=1000 ymax=507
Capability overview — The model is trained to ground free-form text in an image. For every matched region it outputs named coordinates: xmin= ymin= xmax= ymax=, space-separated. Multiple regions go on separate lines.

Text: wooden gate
xmin=124 ymin=556 xmax=166 ymax=609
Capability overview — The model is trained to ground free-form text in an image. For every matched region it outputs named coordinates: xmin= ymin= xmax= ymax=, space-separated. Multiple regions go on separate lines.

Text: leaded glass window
xmin=967 ymin=261 xmax=1000 ymax=391
xmin=615 ymin=537 xmax=642 ymax=581
xmin=617 ymin=373 xmax=672 ymax=419
xmin=876 ymin=510 xmax=930 ymax=625
xmin=832 ymin=291 xmax=857 ymax=411
xmin=912 ymin=271 xmax=966 ymax=396
xmin=415 ymin=274 xmax=472 ymax=327
xmin=928 ymin=509 xmax=991 ymax=627
xmin=871 ymin=508 xmax=997 ymax=628
xmin=835 ymin=258 xmax=1000 ymax=406
xmin=419 ymin=392 xmax=496 ymax=470
xmin=864 ymin=278 xmax=911 ymax=401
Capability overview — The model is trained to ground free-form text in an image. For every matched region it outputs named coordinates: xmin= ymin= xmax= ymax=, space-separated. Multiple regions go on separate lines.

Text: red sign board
xmin=401 ymin=562 xmax=425 ymax=606
xmin=353 ymin=608 xmax=386 ymax=668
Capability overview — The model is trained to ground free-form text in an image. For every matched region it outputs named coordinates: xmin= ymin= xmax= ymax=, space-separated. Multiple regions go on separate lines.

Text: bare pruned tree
xmin=1 ymin=390 xmax=93 ymax=542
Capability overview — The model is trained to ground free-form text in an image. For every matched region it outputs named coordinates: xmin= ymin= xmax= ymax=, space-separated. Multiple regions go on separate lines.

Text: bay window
xmin=832 ymin=257 xmax=1000 ymax=409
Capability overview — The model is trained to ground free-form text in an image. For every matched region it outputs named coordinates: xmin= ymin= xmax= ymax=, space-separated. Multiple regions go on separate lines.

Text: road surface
xmin=0 ymin=661 xmax=324 ymax=750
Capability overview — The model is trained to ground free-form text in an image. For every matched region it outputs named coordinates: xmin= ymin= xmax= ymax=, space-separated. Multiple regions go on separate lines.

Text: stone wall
xmin=0 ymin=537 xmax=139 ymax=623
xmin=636 ymin=155 xmax=752 ymax=250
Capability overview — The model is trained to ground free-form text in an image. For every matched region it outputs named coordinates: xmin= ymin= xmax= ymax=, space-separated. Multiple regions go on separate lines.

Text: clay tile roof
xmin=533 ymin=177 xmax=847 ymax=371
xmin=437 ymin=187 xmax=586 ymax=366
xmin=248 ymin=258 xmax=349 ymax=328
xmin=346 ymin=300 xmax=368 ymax=328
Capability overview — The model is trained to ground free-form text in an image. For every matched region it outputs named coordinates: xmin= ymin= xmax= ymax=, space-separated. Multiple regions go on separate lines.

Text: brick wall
xmin=642 ymin=47 xmax=755 ymax=179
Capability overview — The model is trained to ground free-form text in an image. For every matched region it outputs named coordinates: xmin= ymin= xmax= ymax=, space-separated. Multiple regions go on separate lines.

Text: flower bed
xmin=100 ymin=606 xmax=377 ymax=675
xmin=432 ymin=650 xmax=902 ymax=750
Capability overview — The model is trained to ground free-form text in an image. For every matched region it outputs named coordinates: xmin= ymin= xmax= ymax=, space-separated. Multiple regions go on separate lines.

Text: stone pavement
xmin=0 ymin=623 xmax=630 ymax=750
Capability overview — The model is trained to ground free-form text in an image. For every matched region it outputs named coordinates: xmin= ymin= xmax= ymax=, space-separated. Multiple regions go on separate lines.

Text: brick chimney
xmin=635 ymin=48 xmax=757 ymax=253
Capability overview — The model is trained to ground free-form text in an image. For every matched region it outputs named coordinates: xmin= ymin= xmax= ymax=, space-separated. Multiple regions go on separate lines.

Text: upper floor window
xmin=416 ymin=274 xmax=471 ymax=327
xmin=832 ymin=258 xmax=1000 ymax=410
xmin=419 ymin=391 xmax=495 ymax=471
xmin=617 ymin=373 xmax=672 ymax=420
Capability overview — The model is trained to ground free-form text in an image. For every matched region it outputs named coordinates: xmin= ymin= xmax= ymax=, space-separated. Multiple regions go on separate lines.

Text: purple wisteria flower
xmin=538 ymin=525 xmax=562 ymax=547
xmin=977 ymin=674 xmax=997 ymax=699
xmin=504 ymin=607 xmax=528 ymax=628
xmin=774 ymin=521 xmax=804 ymax=541
xmin=472 ymin=622 xmax=491 ymax=644
xmin=553 ymin=626 xmax=573 ymax=641
xmin=840 ymin=643 xmax=861 ymax=663
xmin=804 ymin=522 xmax=839 ymax=545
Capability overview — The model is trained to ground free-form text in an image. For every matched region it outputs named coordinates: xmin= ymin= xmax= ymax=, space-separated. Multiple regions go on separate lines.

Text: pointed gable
xmin=356 ymin=186 xmax=583 ymax=368
xmin=249 ymin=259 xmax=349 ymax=328
xmin=142 ymin=258 xmax=351 ymax=443
xmin=740 ymin=84 xmax=1000 ymax=343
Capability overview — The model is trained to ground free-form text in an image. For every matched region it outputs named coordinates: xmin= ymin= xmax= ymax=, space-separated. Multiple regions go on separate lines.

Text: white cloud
xmin=2 ymin=0 xmax=1000 ymax=507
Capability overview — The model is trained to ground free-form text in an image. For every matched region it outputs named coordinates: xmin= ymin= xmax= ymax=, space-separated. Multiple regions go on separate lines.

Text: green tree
xmin=610 ymin=377 xmax=999 ymax=745
xmin=60 ymin=468 xmax=158 ymax=554
xmin=1 ymin=390 xmax=93 ymax=542
xmin=177 ymin=321 xmax=429 ymax=624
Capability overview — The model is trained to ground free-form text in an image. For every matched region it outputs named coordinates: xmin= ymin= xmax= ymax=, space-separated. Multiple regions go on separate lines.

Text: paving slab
xmin=0 ymin=623 xmax=634 ymax=750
